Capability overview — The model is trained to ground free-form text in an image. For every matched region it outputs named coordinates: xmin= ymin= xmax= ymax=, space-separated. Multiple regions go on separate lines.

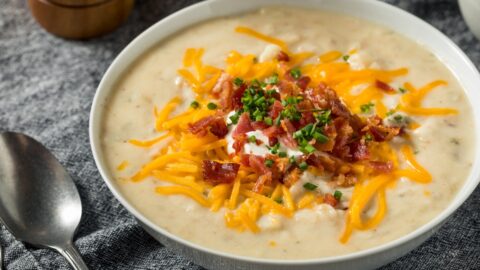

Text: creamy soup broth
xmin=101 ymin=7 xmax=474 ymax=259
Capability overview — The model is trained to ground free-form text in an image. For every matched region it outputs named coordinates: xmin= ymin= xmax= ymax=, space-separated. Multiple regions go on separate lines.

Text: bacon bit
xmin=269 ymin=100 xmax=283 ymax=119
xmin=304 ymin=83 xmax=329 ymax=109
xmin=212 ymin=73 xmax=231 ymax=95
xmin=368 ymin=161 xmax=393 ymax=173
xmin=277 ymin=80 xmax=298 ymax=96
xmin=306 ymin=153 xmax=351 ymax=175
xmin=324 ymin=193 xmax=338 ymax=207
xmin=333 ymin=173 xmax=357 ymax=187
xmin=332 ymin=117 xmax=354 ymax=160
xmin=233 ymin=134 xmax=247 ymax=153
xmin=280 ymin=119 xmax=298 ymax=148
xmin=277 ymin=51 xmax=290 ymax=62
xmin=232 ymin=84 xmax=247 ymax=110
xmin=249 ymin=155 xmax=268 ymax=175
xmin=189 ymin=116 xmax=228 ymax=138
xmin=262 ymin=125 xmax=284 ymax=146
xmin=219 ymin=78 xmax=234 ymax=111
xmin=351 ymin=141 xmax=370 ymax=161
xmin=299 ymin=111 xmax=316 ymax=127
xmin=240 ymin=153 xmax=251 ymax=166
xmin=375 ymin=80 xmax=396 ymax=94
xmin=364 ymin=116 xmax=400 ymax=142
xmin=189 ymin=116 xmax=214 ymax=135
xmin=202 ymin=160 xmax=240 ymax=185
xmin=251 ymin=121 xmax=269 ymax=130
xmin=296 ymin=76 xmax=311 ymax=90
xmin=253 ymin=173 xmax=272 ymax=193
xmin=232 ymin=113 xmax=253 ymax=137
xmin=283 ymin=168 xmax=301 ymax=187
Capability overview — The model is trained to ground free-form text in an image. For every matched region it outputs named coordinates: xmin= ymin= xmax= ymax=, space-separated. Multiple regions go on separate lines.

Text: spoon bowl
xmin=0 ymin=132 xmax=88 ymax=269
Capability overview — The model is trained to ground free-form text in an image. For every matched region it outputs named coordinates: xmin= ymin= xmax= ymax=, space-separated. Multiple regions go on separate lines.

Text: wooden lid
xmin=49 ymin=0 xmax=108 ymax=7
xmin=28 ymin=0 xmax=135 ymax=40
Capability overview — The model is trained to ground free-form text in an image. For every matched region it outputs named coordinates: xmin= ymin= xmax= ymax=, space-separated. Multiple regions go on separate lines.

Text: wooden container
xmin=28 ymin=0 xmax=135 ymax=40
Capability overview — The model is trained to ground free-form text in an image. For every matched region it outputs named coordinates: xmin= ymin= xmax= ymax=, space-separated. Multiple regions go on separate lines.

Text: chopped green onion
xmin=274 ymin=116 xmax=282 ymax=126
xmin=334 ymin=190 xmax=343 ymax=201
xmin=248 ymin=135 xmax=257 ymax=143
xmin=265 ymin=159 xmax=274 ymax=168
xmin=315 ymin=110 xmax=331 ymax=125
xmin=274 ymin=197 xmax=283 ymax=204
xmin=264 ymin=117 xmax=273 ymax=126
xmin=207 ymin=102 xmax=218 ymax=110
xmin=289 ymin=156 xmax=296 ymax=164
xmin=364 ymin=133 xmax=373 ymax=141
xmin=233 ymin=77 xmax=244 ymax=86
xmin=298 ymin=161 xmax=308 ymax=171
xmin=229 ymin=112 xmax=240 ymax=124
xmin=386 ymin=110 xmax=395 ymax=116
xmin=265 ymin=74 xmax=279 ymax=85
xmin=269 ymin=143 xmax=280 ymax=154
xmin=393 ymin=115 xmax=404 ymax=123
xmin=302 ymin=144 xmax=316 ymax=154
xmin=303 ymin=182 xmax=318 ymax=191
xmin=255 ymin=115 xmax=263 ymax=122
xmin=190 ymin=100 xmax=200 ymax=109
xmin=399 ymin=87 xmax=407 ymax=93
xmin=360 ymin=102 xmax=374 ymax=113
xmin=313 ymin=132 xmax=329 ymax=143
xmin=278 ymin=151 xmax=287 ymax=158
xmin=290 ymin=67 xmax=302 ymax=79
xmin=342 ymin=55 xmax=350 ymax=61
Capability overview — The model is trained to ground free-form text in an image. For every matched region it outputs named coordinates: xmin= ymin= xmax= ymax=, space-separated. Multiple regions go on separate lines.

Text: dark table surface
xmin=0 ymin=0 xmax=479 ymax=269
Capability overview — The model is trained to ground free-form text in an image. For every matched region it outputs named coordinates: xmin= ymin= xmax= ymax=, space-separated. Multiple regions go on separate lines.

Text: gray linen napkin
xmin=0 ymin=0 xmax=478 ymax=269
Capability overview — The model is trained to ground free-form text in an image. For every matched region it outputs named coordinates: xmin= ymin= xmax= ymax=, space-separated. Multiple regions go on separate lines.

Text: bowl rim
xmin=89 ymin=0 xmax=480 ymax=265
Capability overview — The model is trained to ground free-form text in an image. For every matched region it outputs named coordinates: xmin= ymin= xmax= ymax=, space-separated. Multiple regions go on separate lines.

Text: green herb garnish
xmin=289 ymin=156 xmax=296 ymax=164
xmin=290 ymin=67 xmax=302 ymax=79
xmin=207 ymin=102 xmax=218 ymax=110
xmin=386 ymin=110 xmax=395 ymax=116
xmin=229 ymin=112 xmax=240 ymax=124
xmin=248 ymin=135 xmax=257 ymax=143
xmin=342 ymin=55 xmax=350 ymax=61
xmin=233 ymin=77 xmax=244 ymax=86
xmin=298 ymin=161 xmax=308 ymax=171
xmin=264 ymin=117 xmax=273 ymax=126
xmin=190 ymin=100 xmax=200 ymax=109
xmin=278 ymin=151 xmax=287 ymax=158
xmin=360 ymin=102 xmax=375 ymax=113
xmin=303 ymin=182 xmax=318 ymax=191
xmin=268 ymin=143 xmax=280 ymax=154
xmin=399 ymin=87 xmax=407 ymax=93
xmin=265 ymin=74 xmax=279 ymax=85
xmin=334 ymin=190 xmax=343 ymax=201
xmin=265 ymin=159 xmax=274 ymax=168
xmin=314 ymin=110 xmax=331 ymax=125
xmin=274 ymin=197 xmax=283 ymax=204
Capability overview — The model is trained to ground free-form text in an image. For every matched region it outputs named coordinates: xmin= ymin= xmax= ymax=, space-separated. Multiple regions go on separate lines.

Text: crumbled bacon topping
xmin=375 ymin=80 xmax=396 ymax=94
xmin=195 ymin=70 xmax=401 ymax=198
xmin=276 ymin=51 xmax=290 ymax=62
xmin=189 ymin=115 xmax=228 ymax=138
xmin=202 ymin=160 xmax=240 ymax=185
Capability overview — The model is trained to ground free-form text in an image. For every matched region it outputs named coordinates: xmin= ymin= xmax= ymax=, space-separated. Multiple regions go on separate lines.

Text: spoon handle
xmin=55 ymin=242 xmax=89 ymax=270
xmin=0 ymin=242 xmax=3 ymax=270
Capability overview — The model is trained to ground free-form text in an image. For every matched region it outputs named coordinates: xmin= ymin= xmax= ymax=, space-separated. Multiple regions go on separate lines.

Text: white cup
xmin=459 ymin=0 xmax=480 ymax=41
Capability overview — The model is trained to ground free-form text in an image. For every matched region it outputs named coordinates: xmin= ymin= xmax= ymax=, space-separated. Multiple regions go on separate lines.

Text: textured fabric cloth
xmin=0 ymin=0 xmax=479 ymax=269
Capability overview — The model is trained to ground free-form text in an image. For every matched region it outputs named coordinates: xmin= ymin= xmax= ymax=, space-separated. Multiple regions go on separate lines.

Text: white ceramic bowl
xmin=89 ymin=0 xmax=480 ymax=269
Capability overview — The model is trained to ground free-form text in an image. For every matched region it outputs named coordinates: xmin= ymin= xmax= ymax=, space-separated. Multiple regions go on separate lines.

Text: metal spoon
xmin=0 ymin=132 xmax=88 ymax=270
